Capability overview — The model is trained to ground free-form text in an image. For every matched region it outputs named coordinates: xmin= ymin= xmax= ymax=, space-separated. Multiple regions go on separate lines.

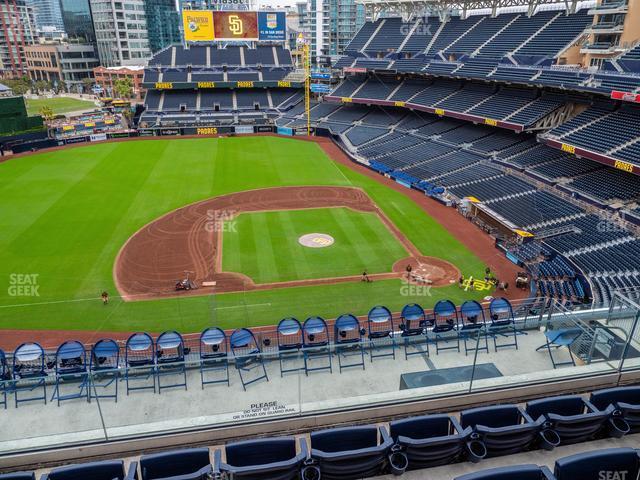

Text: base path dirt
xmin=114 ymin=185 xmax=460 ymax=300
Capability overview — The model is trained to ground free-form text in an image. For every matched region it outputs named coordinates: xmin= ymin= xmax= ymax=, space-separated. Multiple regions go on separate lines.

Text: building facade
xmin=144 ymin=0 xmax=180 ymax=54
xmin=28 ymin=0 xmax=64 ymax=34
xmin=305 ymin=0 xmax=365 ymax=59
xmin=25 ymin=42 xmax=99 ymax=89
xmin=60 ymin=0 xmax=95 ymax=43
xmin=90 ymin=0 xmax=179 ymax=67
xmin=93 ymin=65 xmax=144 ymax=99
xmin=0 ymin=0 xmax=37 ymax=77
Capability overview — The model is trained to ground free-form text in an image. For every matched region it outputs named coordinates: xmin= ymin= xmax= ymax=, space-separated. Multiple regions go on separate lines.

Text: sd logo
xmin=229 ymin=15 xmax=243 ymax=35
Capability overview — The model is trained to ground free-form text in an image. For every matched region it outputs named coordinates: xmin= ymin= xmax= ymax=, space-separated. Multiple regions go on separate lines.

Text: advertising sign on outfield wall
xmin=182 ymin=10 xmax=286 ymax=42
xmin=234 ymin=125 xmax=254 ymax=134
xmin=277 ymin=126 xmax=293 ymax=136
xmin=90 ymin=133 xmax=108 ymax=142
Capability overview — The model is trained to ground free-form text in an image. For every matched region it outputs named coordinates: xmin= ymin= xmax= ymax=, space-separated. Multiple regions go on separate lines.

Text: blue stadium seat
xmin=155 ymin=331 xmax=187 ymax=393
xmin=51 ymin=340 xmax=89 ymax=406
xmin=526 ymin=395 xmax=612 ymax=445
xmin=138 ymin=448 xmax=211 ymax=480
xmin=554 ymin=448 xmax=640 ymax=480
xmin=454 ymin=464 xmax=555 ymax=480
xmin=389 ymin=414 xmax=481 ymax=469
xmin=215 ymin=437 xmax=307 ymax=480
xmin=277 ymin=318 xmax=304 ymax=376
xmin=124 ymin=333 xmax=156 ymax=394
xmin=199 ymin=327 xmax=229 ymax=387
xmin=308 ymin=426 xmax=394 ymax=479
xmin=40 ymin=460 xmax=134 ymax=480
xmin=334 ymin=314 xmax=365 ymax=372
xmin=460 ymin=405 xmax=552 ymax=457
xmin=367 ymin=305 xmax=396 ymax=361
xmin=303 ymin=317 xmax=332 ymax=375
xmin=590 ymin=386 xmax=640 ymax=434
xmin=230 ymin=328 xmax=269 ymax=390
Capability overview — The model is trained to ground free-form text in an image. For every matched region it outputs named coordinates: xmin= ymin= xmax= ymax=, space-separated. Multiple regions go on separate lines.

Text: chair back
xmin=390 ymin=414 xmax=468 ymax=468
xmin=461 ymin=405 xmax=539 ymax=458
xmin=460 ymin=300 xmax=486 ymax=330
xmin=90 ymin=339 xmax=120 ymax=372
xmin=277 ymin=318 xmax=302 ymax=350
xmin=433 ymin=300 xmax=459 ymax=333
xmin=13 ymin=343 xmax=45 ymax=379
xmin=125 ymin=333 xmax=155 ymax=368
xmin=0 ymin=348 xmax=10 ymax=381
xmin=230 ymin=328 xmax=260 ymax=358
xmin=489 ymin=298 xmax=514 ymax=326
xmin=45 ymin=460 xmax=126 ymax=480
xmin=200 ymin=327 xmax=227 ymax=359
xmin=554 ymin=447 xmax=640 ymax=480
xmin=156 ymin=331 xmax=185 ymax=364
xmin=55 ymin=341 xmax=87 ymax=375
xmin=140 ymin=448 xmax=210 ymax=480
xmin=401 ymin=304 xmax=425 ymax=335
xmin=367 ymin=305 xmax=393 ymax=339
xmin=335 ymin=314 xmax=362 ymax=345
xmin=526 ymin=395 xmax=609 ymax=445
xmin=225 ymin=437 xmax=298 ymax=467
xmin=303 ymin=317 xmax=329 ymax=347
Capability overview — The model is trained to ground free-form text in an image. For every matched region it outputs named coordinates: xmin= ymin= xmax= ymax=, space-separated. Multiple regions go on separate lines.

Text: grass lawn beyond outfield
xmin=25 ymin=96 xmax=97 ymax=116
xmin=0 ymin=136 xmax=488 ymax=333
xmin=223 ymin=207 xmax=409 ymax=283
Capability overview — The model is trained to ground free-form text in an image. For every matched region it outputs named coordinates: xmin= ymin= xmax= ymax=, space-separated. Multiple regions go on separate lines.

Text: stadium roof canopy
xmin=356 ymin=0 xmax=582 ymax=19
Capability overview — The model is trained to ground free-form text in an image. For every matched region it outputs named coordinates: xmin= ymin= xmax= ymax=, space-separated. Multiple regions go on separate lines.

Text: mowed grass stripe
xmin=355 ymin=210 xmax=409 ymax=265
xmin=326 ymin=208 xmax=378 ymax=273
xmin=272 ymin=210 xmax=309 ymax=280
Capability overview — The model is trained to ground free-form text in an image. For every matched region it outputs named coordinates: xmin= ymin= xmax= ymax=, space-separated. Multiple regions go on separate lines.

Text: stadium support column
xmin=304 ymin=42 xmax=311 ymax=136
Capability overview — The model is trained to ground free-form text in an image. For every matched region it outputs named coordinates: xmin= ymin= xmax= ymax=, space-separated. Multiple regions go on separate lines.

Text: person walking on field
xmin=101 ymin=291 xmax=109 ymax=305
xmin=362 ymin=271 xmax=371 ymax=283
xmin=406 ymin=264 xmax=412 ymax=280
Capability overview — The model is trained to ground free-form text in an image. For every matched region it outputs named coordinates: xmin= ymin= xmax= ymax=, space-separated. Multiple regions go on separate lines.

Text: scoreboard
xmin=183 ymin=10 xmax=286 ymax=42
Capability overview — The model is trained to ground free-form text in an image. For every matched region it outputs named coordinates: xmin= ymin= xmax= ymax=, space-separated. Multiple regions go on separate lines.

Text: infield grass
xmin=0 ymin=136 xmax=488 ymax=333
xmin=223 ymin=208 xmax=408 ymax=283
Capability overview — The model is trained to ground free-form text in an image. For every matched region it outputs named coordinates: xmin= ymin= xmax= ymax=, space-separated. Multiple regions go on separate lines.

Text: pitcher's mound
xmin=299 ymin=233 xmax=335 ymax=248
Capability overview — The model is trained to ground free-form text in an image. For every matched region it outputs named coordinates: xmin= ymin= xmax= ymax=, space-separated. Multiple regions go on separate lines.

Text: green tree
xmin=114 ymin=77 xmax=133 ymax=99
xmin=39 ymin=105 xmax=54 ymax=121
xmin=82 ymin=77 xmax=95 ymax=94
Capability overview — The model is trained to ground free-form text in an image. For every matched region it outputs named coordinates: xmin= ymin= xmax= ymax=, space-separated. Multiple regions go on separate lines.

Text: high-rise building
xmin=144 ymin=0 xmax=180 ymax=54
xmin=90 ymin=0 xmax=179 ymax=67
xmin=60 ymin=0 xmax=96 ymax=43
xmin=305 ymin=0 xmax=365 ymax=59
xmin=0 ymin=0 xmax=37 ymax=77
xmin=28 ymin=0 xmax=64 ymax=33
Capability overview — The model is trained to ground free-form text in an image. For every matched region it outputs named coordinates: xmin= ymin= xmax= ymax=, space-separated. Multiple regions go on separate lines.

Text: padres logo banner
xmin=183 ymin=10 xmax=215 ymax=41
xmin=212 ymin=11 xmax=258 ymax=40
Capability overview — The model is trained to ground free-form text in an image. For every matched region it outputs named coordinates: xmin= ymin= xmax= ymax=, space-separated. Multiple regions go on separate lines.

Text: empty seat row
xmin=10 ymin=385 xmax=640 ymax=480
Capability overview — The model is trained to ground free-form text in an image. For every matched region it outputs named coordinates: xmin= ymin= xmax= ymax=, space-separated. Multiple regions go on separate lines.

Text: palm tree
xmin=39 ymin=105 xmax=54 ymax=121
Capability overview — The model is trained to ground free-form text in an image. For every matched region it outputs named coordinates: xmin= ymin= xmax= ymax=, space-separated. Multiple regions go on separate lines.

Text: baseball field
xmin=0 ymin=136 xmax=493 ymax=337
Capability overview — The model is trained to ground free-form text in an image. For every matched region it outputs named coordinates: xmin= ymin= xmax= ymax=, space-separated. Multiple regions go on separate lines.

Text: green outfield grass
xmin=25 ymin=96 xmax=97 ymax=116
xmin=223 ymin=208 xmax=409 ymax=283
xmin=0 ymin=136 xmax=488 ymax=333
